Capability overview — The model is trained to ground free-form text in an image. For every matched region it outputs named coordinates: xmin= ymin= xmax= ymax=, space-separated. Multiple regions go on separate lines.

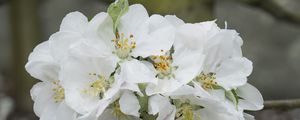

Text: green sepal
xmin=137 ymin=83 xmax=158 ymax=120
xmin=225 ymin=89 xmax=239 ymax=109
xmin=212 ymin=84 xmax=222 ymax=89
xmin=107 ymin=0 xmax=129 ymax=33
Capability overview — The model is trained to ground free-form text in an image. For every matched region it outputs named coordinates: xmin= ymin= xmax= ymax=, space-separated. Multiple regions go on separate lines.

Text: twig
xmin=232 ymin=0 xmax=300 ymax=25
xmin=263 ymin=99 xmax=300 ymax=109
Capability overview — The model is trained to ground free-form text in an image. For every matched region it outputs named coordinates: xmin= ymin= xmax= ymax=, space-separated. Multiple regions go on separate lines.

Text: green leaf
xmin=225 ymin=89 xmax=239 ymax=109
xmin=107 ymin=0 xmax=129 ymax=33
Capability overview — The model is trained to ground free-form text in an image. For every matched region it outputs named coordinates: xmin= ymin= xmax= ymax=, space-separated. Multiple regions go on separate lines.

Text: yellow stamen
xmin=195 ymin=72 xmax=218 ymax=90
xmin=112 ymin=32 xmax=136 ymax=59
xmin=83 ymin=73 xmax=109 ymax=99
xmin=176 ymin=104 xmax=194 ymax=120
xmin=112 ymin=100 xmax=127 ymax=118
xmin=52 ymin=80 xmax=65 ymax=103
xmin=152 ymin=53 xmax=175 ymax=79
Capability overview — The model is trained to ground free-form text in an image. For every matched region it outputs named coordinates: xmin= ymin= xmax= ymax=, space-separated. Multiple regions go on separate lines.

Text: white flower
xmin=60 ymin=51 xmax=140 ymax=119
xmin=237 ymin=83 xmax=264 ymax=111
xmin=222 ymin=83 xmax=263 ymax=120
xmin=175 ymin=21 xmax=252 ymax=97
xmin=76 ymin=90 xmax=141 ymax=120
xmin=31 ymin=82 xmax=76 ymax=120
xmin=72 ymin=4 xmax=176 ymax=79
xmin=25 ymin=1 xmax=263 ymax=120
xmin=148 ymin=85 xmax=240 ymax=120
xmin=48 ymin=11 xmax=88 ymax=63
xmin=69 ymin=4 xmax=184 ymax=94
xmin=60 ymin=54 xmax=119 ymax=117
xmin=25 ymin=11 xmax=89 ymax=120
xmin=26 ymin=41 xmax=77 ymax=120
xmin=72 ymin=4 xmax=175 ymax=59
xmin=145 ymin=46 xmax=205 ymax=95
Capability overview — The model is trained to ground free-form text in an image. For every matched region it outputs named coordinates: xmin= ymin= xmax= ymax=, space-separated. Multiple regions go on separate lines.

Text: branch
xmin=233 ymin=0 xmax=300 ymax=25
xmin=263 ymin=99 xmax=300 ymax=109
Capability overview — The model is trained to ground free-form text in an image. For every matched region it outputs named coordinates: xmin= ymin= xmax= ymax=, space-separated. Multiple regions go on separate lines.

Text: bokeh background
xmin=0 ymin=0 xmax=300 ymax=119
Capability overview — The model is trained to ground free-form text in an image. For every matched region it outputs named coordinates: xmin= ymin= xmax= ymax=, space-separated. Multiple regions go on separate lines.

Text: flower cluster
xmin=25 ymin=1 xmax=263 ymax=120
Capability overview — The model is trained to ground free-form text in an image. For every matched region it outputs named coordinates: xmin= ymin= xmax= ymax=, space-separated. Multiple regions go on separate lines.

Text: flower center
xmin=112 ymin=32 xmax=136 ymax=59
xmin=83 ymin=73 xmax=110 ymax=99
xmin=176 ymin=103 xmax=194 ymax=120
xmin=195 ymin=72 xmax=218 ymax=90
xmin=112 ymin=99 xmax=127 ymax=118
xmin=52 ymin=80 xmax=65 ymax=103
xmin=151 ymin=51 xmax=177 ymax=79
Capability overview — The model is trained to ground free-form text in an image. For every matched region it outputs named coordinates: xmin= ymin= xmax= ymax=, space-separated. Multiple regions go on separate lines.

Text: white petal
xmin=196 ymin=20 xmax=220 ymax=38
xmin=192 ymin=81 xmax=212 ymax=98
xmin=77 ymin=109 xmax=98 ymax=120
xmin=244 ymin=113 xmax=255 ymax=120
xmin=148 ymin=95 xmax=176 ymax=120
xmin=31 ymin=82 xmax=53 ymax=117
xmin=39 ymin=100 xmax=59 ymax=120
xmin=97 ymin=109 xmax=117 ymax=120
xmin=222 ymin=99 xmax=245 ymax=118
xmin=216 ymin=57 xmax=253 ymax=90
xmin=119 ymin=59 xmax=157 ymax=84
xmin=72 ymin=13 xmax=115 ymax=58
xmin=148 ymin=95 xmax=164 ymax=115
xmin=175 ymin=23 xmax=206 ymax=52
xmin=120 ymin=82 xmax=142 ymax=96
xmin=25 ymin=41 xmax=59 ymax=82
xmin=103 ymin=76 xmax=123 ymax=100
xmin=96 ymin=99 xmax=112 ymax=117
xmin=145 ymin=78 xmax=182 ymax=96
xmin=237 ymin=83 xmax=264 ymax=111
xmin=119 ymin=91 xmax=141 ymax=117
xmin=197 ymin=108 xmax=239 ymax=120
xmin=61 ymin=55 xmax=117 ymax=114
xmin=69 ymin=40 xmax=116 ymax=59
xmin=25 ymin=60 xmax=59 ymax=82
xmin=49 ymin=31 xmax=82 ymax=62
xmin=193 ymin=82 xmax=227 ymax=102
xmin=63 ymin=89 xmax=93 ymax=114
xmin=165 ymin=15 xmax=184 ymax=27
xmin=28 ymin=41 xmax=53 ymax=62
xmin=191 ymin=97 xmax=229 ymax=114
xmin=30 ymin=82 xmax=46 ymax=101
xmin=76 ymin=99 xmax=111 ymax=120
xmin=157 ymin=105 xmax=176 ymax=120
xmin=98 ymin=109 xmax=141 ymax=120
xmin=131 ymin=26 xmax=175 ymax=58
xmin=60 ymin=11 xmax=88 ymax=33
xmin=167 ymin=84 xmax=197 ymax=96
xmin=56 ymin=102 xmax=77 ymax=120
xmin=148 ymin=14 xmax=172 ymax=32
xmin=84 ymin=12 xmax=115 ymax=51
xmin=173 ymin=48 xmax=205 ymax=84
xmin=203 ymin=30 xmax=243 ymax=72
xmin=118 ymin=4 xmax=149 ymax=40
xmin=209 ymin=89 xmax=226 ymax=101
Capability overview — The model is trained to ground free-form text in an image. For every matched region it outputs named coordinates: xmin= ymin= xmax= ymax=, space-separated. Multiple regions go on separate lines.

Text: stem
xmin=263 ymin=99 xmax=300 ymax=109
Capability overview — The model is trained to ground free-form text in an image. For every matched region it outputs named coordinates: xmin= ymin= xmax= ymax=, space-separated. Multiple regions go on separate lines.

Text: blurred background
xmin=0 ymin=0 xmax=300 ymax=119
